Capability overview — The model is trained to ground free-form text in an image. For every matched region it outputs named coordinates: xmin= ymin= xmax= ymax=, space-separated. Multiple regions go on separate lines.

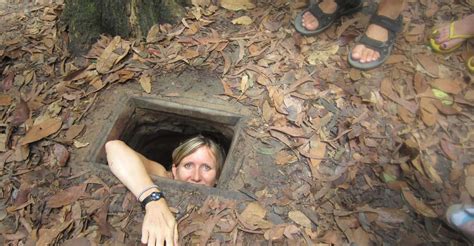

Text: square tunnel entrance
xmin=87 ymin=96 xmax=245 ymax=188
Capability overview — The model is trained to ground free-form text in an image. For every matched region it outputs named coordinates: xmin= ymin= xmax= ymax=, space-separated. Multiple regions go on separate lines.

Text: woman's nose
xmin=191 ymin=170 xmax=201 ymax=182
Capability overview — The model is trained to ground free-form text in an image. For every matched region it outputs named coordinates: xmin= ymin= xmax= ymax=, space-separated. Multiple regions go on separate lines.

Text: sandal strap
xmin=369 ymin=14 xmax=403 ymax=34
xmin=307 ymin=3 xmax=337 ymax=28
xmin=449 ymin=22 xmax=474 ymax=39
xmin=357 ymin=33 xmax=395 ymax=56
xmin=307 ymin=0 xmax=362 ymax=29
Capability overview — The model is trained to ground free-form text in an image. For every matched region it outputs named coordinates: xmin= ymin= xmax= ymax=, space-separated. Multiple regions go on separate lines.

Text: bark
xmin=61 ymin=0 xmax=190 ymax=54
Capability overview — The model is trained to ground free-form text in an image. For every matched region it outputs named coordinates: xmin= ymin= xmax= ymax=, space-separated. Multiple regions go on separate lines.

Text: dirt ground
xmin=1 ymin=0 xmax=474 ymax=245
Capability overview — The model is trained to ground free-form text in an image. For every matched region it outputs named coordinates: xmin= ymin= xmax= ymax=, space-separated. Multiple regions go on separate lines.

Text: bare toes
xmin=361 ymin=48 xmax=370 ymax=63
xmin=441 ymin=38 xmax=463 ymax=50
xmin=351 ymin=45 xmax=364 ymax=60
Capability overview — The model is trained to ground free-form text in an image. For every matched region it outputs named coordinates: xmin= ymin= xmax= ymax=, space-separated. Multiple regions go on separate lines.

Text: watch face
xmin=151 ymin=192 xmax=161 ymax=200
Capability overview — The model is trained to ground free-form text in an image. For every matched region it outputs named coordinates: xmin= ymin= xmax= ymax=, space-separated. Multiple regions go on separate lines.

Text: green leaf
xmin=432 ymin=88 xmax=453 ymax=105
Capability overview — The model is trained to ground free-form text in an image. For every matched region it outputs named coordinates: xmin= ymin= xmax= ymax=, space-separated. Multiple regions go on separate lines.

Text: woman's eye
xmin=184 ymin=163 xmax=192 ymax=169
xmin=203 ymin=165 xmax=211 ymax=171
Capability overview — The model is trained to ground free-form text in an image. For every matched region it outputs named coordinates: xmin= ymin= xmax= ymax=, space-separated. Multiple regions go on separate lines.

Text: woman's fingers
xmin=174 ymin=223 xmax=179 ymax=246
xmin=141 ymin=229 xmax=149 ymax=244
xmin=147 ymin=233 xmax=156 ymax=246
xmin=165 ymin=230 xmax=174 ymax=246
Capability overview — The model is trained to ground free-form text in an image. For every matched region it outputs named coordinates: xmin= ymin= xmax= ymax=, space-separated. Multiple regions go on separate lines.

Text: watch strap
xmin=141 ymin=191 xmax=164 ymax=209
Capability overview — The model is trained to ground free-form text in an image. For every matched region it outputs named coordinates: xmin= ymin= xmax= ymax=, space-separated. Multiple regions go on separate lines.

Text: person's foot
xmin=351 ymin=3 xmax=405 ymax=64
xmin=301 ymin=0 xmax=337 ymax=31
xmin=432 ymin=14 xmax=474 ymax=51
xmin=446 ymin=204 xmax=474 ymax=243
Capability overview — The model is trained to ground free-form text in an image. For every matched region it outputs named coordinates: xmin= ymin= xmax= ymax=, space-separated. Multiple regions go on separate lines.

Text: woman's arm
xmin=135 ymin=151 xmax=172 ymax=179
xmin=105 ymin=140 xmax=178 ymax=246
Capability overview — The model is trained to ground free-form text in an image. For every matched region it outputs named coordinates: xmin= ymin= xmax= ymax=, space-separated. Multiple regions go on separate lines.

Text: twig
xmin=76 ymin=93 xmax=98 ymax=123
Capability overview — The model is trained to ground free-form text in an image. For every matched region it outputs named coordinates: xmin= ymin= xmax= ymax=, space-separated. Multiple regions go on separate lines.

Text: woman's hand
xmin=141 ymin=199 xmax=179 ymax=246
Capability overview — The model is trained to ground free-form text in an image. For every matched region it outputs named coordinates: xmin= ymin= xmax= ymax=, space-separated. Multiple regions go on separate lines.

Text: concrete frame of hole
xmin=85 ymin=95 xmax=252 ymax=202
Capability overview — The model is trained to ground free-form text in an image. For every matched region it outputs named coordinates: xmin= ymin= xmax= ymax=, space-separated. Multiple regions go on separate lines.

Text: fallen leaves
xmin=231 ymin=16 xmax=253 ymax=25
xmin=0 ymin=94 xmax=12 ymax=106
xmin=18 ymin=118 xmax=62 ymax=145
xmin=46 ymin=184 xmax=87 ymax=208
xmin=466 ymin=176 xmax=474 ymax=197
xmin=220 ymin=0 xmax=255 ymax=11
xmin=419 ymin=97 xmax=438 ymax=126
xmin=416 ymin=54 xmax=439 ymax=77
xmin=239 ymin=202 xmax=273 ymax=230
xmin=96 ymin=36 xmax=131 ymax=74
xmin=430 ymin=78 xmax=463 ymax=95
xmin=288 ymin=210 xmax=312 ymax=228
xmin=139 ymin=74 xmax=152 ymax=93
xmin=401 ymin=187 xmax=437 ymax=218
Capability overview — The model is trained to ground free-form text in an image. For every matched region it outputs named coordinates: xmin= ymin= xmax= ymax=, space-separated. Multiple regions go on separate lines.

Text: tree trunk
xmin=61 ymin=0 xmax=190 ymax=54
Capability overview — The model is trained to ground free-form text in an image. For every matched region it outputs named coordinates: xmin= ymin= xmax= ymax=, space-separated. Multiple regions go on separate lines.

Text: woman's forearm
xmin=105 ymin=140 xmax=159 ymax=198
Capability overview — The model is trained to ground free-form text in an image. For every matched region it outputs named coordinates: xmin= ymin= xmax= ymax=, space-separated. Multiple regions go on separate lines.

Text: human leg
xmin=349 ymin=0 xmax=406 ymax=69
xmin=294 ymin=0 xmax=362 ymax=35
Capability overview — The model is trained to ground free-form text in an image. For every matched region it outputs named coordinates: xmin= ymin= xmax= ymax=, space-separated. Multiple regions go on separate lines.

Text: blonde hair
xmin=172 ymin=135 xmax=225 ymax=177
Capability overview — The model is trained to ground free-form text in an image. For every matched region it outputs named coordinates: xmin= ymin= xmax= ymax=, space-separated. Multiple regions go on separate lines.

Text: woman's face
xmin=171 ymin=146 xmax=218 ymax=186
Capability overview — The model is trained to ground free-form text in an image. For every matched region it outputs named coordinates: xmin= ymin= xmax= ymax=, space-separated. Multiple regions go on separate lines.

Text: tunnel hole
xmin=89 ymin=96 xmax=243 ymax=187
xmin=120 ymin=107 xmax=232 ymax=170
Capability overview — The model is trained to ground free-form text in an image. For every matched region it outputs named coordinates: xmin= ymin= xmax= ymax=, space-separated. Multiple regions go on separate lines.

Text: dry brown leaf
xmin=283 ymin=224 xmax=301 ymax=240
xmin=349 ymin=68 xmax=361 ymax=81
xmin=419 ymin=98 xmax=438 ymax=126
xmin=465 ymin=90 xmax=474 ymax=101
xmin=182 ymin=49 xmax=200 ymax=59
xmin=352 ymin=227 xmax=371 ymax=245
xmin=231 ymin=16 xmax=253 ymax=25
xmin=37 ymin=220 xmax=73 ymax=245
xmin=239 ymin=202 xmax=272 ymax=229
xmin=401 ymin=187 xmax=437 ymax=218
xmin=288 ymin=210 xmax=312 ymax=228
xmin=264 ymin=225 xmax=286 ymax=241
xmin=146 ymin=24 xmax=165 ymax=43
xmin=421 ymin=155 xmax=443 ymax=184
xmin=425 ymin=3 xmax=439 ymax=17
xmin=0 ymin=94 xmax=12 ymax=106
xmin=336 ymin=17 xmax=360 ymax=38
xmin=417 ymin=54 xmax=439 ymax=77
xmin=96 ymin=36 xmax=130 ymax=74
xmin=11 ymin=99 xmax=30 ymax=127
xmin=221 ymin=52 xmax=232 ymax=76
xmin=275 ymin=151 xmax=297 ymax=165
xmin=240 ymin=74 xmax=249 ymax=94
xmin=1 ymin=72 xmax=14 ymax=92
xmin=220 ymin=0 xmax=255 ymax=11
xmin=466 ymin=165 xmax=474 ymax=177
xmin=93 ymin=199 xmax=113 ymax=237
xmin=430 ymin=78 xmax=463 ymax=95
xmin=46 ymin=184 xmax=87 ymax=208
xmin=139 ymin=74 xmax=152 ymax=94
xmin=73 ymin=140 xmax=89 ymax=148
xmin=53 ymin=144 xmax=69 ymax=167
xmin=380 ymin=78 xmax=418 ymax=114
xmin=398 ymin=106 xmax=415 ymax=123
xmin=465 ymin=176 xmax=474 ymax=197
xmin=386 ymin=54 xmax=407 ymax=64
xmin=65 ymin=124 xmax=85 ymax=142
xmin=262 ymin=100 xmax=273 ymax=122
xmin=439 ymin=139 xmax=457 ymax=161
xmin=19 ymin=118 xmax=62 ymax=145
xmin=269 ymin=126 xmax=306 ymax=137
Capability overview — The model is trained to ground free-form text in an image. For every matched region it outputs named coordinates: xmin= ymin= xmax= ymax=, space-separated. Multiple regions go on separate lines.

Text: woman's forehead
xmin=180 ymin=146 xmax=217 ymax=164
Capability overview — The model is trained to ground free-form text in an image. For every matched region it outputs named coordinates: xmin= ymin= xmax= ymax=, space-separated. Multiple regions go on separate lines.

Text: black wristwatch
xmin=141 ymin=191 xmax=165 ymax=209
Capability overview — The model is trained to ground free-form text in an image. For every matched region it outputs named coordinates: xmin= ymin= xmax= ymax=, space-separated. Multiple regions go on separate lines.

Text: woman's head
xmin=171 ymin=136 xmax=225 ymax=186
